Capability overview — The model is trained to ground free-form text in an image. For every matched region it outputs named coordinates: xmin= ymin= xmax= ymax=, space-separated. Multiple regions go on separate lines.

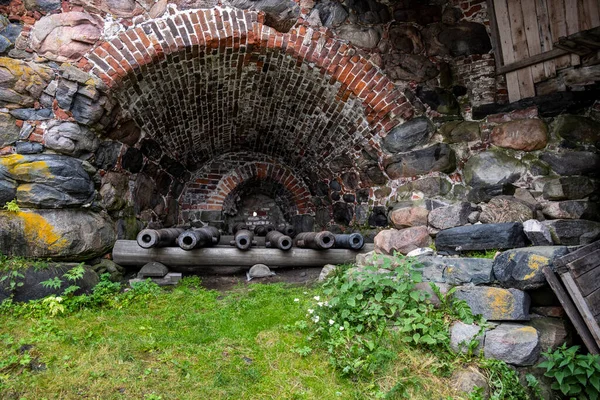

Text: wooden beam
xmin=486 ymin=0 xmax=505 ymax=71
xmin=497 ymin=47 xmax=570 ymax=74
xmin=561 ymin=272 xmax=600 ymax=345
xmin=112 ymin=240 xmax=373 ymax=268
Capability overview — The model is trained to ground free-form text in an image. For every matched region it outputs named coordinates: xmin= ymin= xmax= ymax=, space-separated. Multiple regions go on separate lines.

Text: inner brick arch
xmin=181 ymin=158 xmax=311 ymax=225
xmin=84 ymin=7 xmax=415 ymax=177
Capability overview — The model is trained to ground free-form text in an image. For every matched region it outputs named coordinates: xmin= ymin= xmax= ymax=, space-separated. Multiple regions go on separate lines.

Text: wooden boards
xmin=550 ymin=240 xmax=600 ymax=354
xmin=491 ymin=0 xmax=600 ymax=101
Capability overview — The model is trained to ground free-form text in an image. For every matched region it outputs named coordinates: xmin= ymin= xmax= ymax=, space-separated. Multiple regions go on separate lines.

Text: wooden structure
xmin=488 ymin=0 xmax=600 ymax=102
xmin=113 ymin=240 xmax=374 ymax=268
xmin=544 ymin=240 xmax=600 ymax=354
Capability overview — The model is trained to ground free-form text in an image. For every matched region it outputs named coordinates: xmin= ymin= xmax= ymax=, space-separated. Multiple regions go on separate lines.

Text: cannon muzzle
xmin=334 ymin=233 xmax=365 ymax=250
xmin=265 ymin=231 xmax=293 ymax=251
xmin=254 ymin=224 xmax=275 ymax=237
xmin=294 ymin=231 xmax=335 ymax=250
xmin=177 ymin=226 xmax=221 ymax=250
xmin=231 ymin=229 xmax=256 ymax=250
xmin=136 ymin=228 xmax=186 ymax=249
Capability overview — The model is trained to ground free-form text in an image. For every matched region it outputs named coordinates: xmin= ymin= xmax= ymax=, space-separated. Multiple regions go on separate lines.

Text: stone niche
xmin=0 ymin=0 xmax=597 ymax=262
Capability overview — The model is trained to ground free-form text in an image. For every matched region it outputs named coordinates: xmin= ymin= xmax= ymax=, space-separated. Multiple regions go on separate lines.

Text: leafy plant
xmin=0 ymin=270 xmax=24 ymax=293
xmin=40 ymin=277 xmax=62 ymax=290
xmin=63 ymin=264 xmax=85 ymax=281
xmin=3 ymin=199 xmax=20 ymax=213
xmin=478 ymin=358 xmax=529 ymax=400
xmin=538 ymin=344 xmax=600 ymax=399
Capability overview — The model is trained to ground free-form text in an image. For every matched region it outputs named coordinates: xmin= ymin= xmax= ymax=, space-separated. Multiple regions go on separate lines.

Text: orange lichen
xmin=16 ymin=211 xmax=68 ymax=251
xmin=486 ymin=288 xmax=514 ymax=320
xmin=0 ymin=154 xmax=54 ymax=180
xmin=522 ymin=254 xmax=548 ymax=280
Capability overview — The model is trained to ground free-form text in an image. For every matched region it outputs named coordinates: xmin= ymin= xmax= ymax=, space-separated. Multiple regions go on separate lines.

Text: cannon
xmin=333 ymin=233 xmax=365 ymax=250
xmin=231 ymin=222 xmax=248 ymax=234
xmin=277 ymin=224 xmax=296 ymax=238
xmin=177 ymin=226 xmax=221 ymax=250
xmin=254 ymin=224 xmax=275 ymax=237
xmin=231 ymin=229 xmax=256 ymax=250
xmin=294 ymin=231 xmax=335 ymax=250
xmin=265 ymin=231 xmax=293 ymax=251
xmin=136 ymin=228 xmax=186 ymax=249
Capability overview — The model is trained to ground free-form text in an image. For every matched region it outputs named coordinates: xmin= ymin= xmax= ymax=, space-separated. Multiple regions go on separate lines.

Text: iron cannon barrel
xmin=254 ymin=224 xmax=276 ymax=237
xmin=136 ymin=228 xmax=186 ymax=249
xmin=233 ymin=229 xmax=255 ymax=251
xmin=232 ymin=222 xmax=248 ymax=234
xmin=265 ymin=231 xmax=293 ymax=251
xmin=294 ymin=231 xmax=335 ymax=250
xmin=278 ymin=224 xmax=296 ymax=238
xmin=177 ymin=226 xmax=221 ymax=250
xmin=333 ymin=233 xmax=365 ymax=250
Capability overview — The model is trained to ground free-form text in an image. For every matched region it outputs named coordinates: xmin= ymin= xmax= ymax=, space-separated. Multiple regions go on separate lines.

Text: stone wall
xmin=0 ymin=0 xmax=598 ymax=260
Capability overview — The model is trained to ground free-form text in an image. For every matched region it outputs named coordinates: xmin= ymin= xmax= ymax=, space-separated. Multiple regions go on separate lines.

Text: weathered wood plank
xmin=573 ymin=264 xmax=600 ymax=297
xmin=579 ymin=0 xmax=600 ymax=30
xmin=567 ymin=249 xmax=600 ymax=278
xmin=565 ymin=0 xmax=581 ymax=65
xmin=536 ymin=0 xmax=557 ymax=78
xmin=508 ymin=0 xmax=536 ymax=98
xmin=555 ymin=240 xmax=600 ymax=272
xmin=543 ymin=266 xmax=600 ymax=354
xmin=561 ymin=272 xmax=600 ymax=347
xmin=486 ymin=0 xmax=505 ymax=71
xmin=548 ymin=0 xmax=572 ymax=68
xmin=495 ymin=0 xmax=521 ymax=101
xmin=522 ymin=0 xmax=546 ymax=82
xmin=585 ymin=288 xmax=600 ymax=320
xmin=497 ymin=47 xmax=569 ymax=74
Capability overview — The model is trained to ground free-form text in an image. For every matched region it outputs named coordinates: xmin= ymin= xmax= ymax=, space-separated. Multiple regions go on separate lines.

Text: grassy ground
xmin=0 ymin=277 xmax=465 ymax=400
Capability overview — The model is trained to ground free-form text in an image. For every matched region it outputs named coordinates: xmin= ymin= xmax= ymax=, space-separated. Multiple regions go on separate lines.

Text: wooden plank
xmin=567 ymin=249 xmax=600 ymax=278
xmin=486 ymin=0 xmax=505 ymax=71
xmin=522 ymin=0 xmax=546 ymax=82
xmin=579 ymin=0 xmax=600 ymax=30
xmin=536 ymin=0 xmax=557 ymax=78
xmin=495 ymin=0 xmax=521 ymax=102
xmin=573 ymin=265 xmax=600 ymax=297
xmin=565 ymin=0 xmax=581 ymax=66
xmin=555 ymin=240 xmax=600 ymax=272
xmin=507 ymin=0 xmax=536 ymax=98
xmin=561 ymin=271 xmax=600 ymax=347
xmin=543 ymin=266 xmax=600 ymax=354
xmin=497 ymin=48 xmax=570 ymax=74
xmin=548 ymin=0 xmax=572 ymax=69
xmin=585 ymin=288 xmax=600 ymax=319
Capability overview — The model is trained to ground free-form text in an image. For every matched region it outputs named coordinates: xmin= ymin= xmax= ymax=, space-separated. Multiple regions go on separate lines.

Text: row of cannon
xmin=136 ymin=223 xmax=365 ymax=252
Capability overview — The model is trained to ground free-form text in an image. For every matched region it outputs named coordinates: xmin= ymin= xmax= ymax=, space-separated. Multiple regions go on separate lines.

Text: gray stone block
xmin=484 ymin=323 xmax=540 ymax=366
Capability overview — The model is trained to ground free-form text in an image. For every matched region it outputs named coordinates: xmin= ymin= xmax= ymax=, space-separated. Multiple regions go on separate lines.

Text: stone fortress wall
xmin=0 ymin=0 xmax=597 ymax=260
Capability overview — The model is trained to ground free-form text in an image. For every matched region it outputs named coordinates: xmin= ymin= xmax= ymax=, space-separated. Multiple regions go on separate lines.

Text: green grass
xmin=0 ymin=280 xmax=465 ymax=400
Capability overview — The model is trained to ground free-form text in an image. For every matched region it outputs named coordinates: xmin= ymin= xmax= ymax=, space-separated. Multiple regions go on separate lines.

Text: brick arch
xmin=83 ymin=7 xmax=414 ymax=177
xmin=182 ymin=159 xmax=312 ymax=220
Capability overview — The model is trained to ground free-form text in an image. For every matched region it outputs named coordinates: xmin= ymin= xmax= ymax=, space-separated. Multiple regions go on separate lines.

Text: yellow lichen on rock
xmin=0 ymin=57 xmax=53 ymax=93
xmin=0 ymin=154 xmax=54 ymax=180
xmin=16 ymin=211 xmax=68 ymax=251
xmin=486 ymin=287 xmax=515 ymax=320
xmin=522 ymin=254 xmax=549 ymax=281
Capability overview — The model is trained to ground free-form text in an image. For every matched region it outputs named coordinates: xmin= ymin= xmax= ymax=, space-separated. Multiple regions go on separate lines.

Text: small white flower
xmin=317 ymin=302 xmax=323 ymax=307
xmin=294 ymin=298 xmax=299 ymax=302
xmin=339 ymin=326 xmax=344 ymax=331
xmin=303 ymin=291 xmax=308 ymax=295
xmin=312 ymin=315 xmax=320 ymax=323
xmin=324 ymin=301 xmax=329 ymax=307
xmin=308 ymin=309 xmax=314 ymax=314
xmin=314 ymin=296 xmax=320 ymax=301
xmin=329 ymin=319 xmax=335 ymax=325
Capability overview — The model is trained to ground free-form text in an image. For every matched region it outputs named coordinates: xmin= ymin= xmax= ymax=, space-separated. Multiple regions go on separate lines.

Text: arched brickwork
xmin=83 ymin=7 xmax=415 ymax=178
xmin=181 ymin=156 xmax=311 ymax=224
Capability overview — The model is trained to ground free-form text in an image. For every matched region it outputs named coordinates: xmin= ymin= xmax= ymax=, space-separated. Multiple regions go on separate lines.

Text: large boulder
xmin=0 ymin=209 xmax=115 ymax=259
xmin=542 ymin=219 xmax=600 ymax=245
xmin=44 ymin=122 xmax=100 ymax=157
xmin=416 ymin=256 xmax=494 ymax=285
xmin=438 ymin=22 xmax=492 ymax=57
xmin=479 ymin=196 xmax=534 ymax=224
xmin=542 ymin=200 xmax=599 ymax=220
xmin=552 ymin=115 xmax=600 ymax=147
xmin=384 ymin=143 xmax=456 ymax=179
xmin=463 ymin=151 xmax=526 ymax=188
xmin=0 ymin=57 xmax=53 ymax=109
xmin=428 ymin=202 xmax=472 ymax=230
xmin=373 ymin=226 xmax=431 ymax=255
xmin=526 ymin=317 xmax=571 ymax=352
xmin=30 ymin=12 xmax=103 ymax=62
xmin=383 ymin=117 xmax=434 ymax=153
xmin=493 ymin=246 xmax=569 ymax=290
xmin=0 ymin=112 xmax=20 ymax=147
xmin=336 ymin=25 xmax=380 ymax=48
xmin=440 ymin=121 xmax=481 ymax=143
xmin=484 ymin=323 xmax=540 ymax=366
xmin=450 ymin=321 xmax=485 ymax=354
xmin=453 ymin=286 xmax=531 ymax=321
xmin=71 ymin=0 xmax=159 ymax=17
xmin=389 ymin=204 xmax=429 ymax=228
xmin=0 ymin=154 xmax=95 ymax=208
xmin=435 ymin=222 xmax=528 ymax=253
xmin=542 ymin=176 xmax=595 ymax=200
xmin=313 ymin=1 xmax=348 ymax=27
xmin=490 ymin=119 xmax=548 ymax=151
xmin=0 ymin=263 xmax=99 ymax=303
xmin=523 ymin=219 xmax=553 ymax=246
xmin=539 ymin=151 xmax=600 ymax=177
